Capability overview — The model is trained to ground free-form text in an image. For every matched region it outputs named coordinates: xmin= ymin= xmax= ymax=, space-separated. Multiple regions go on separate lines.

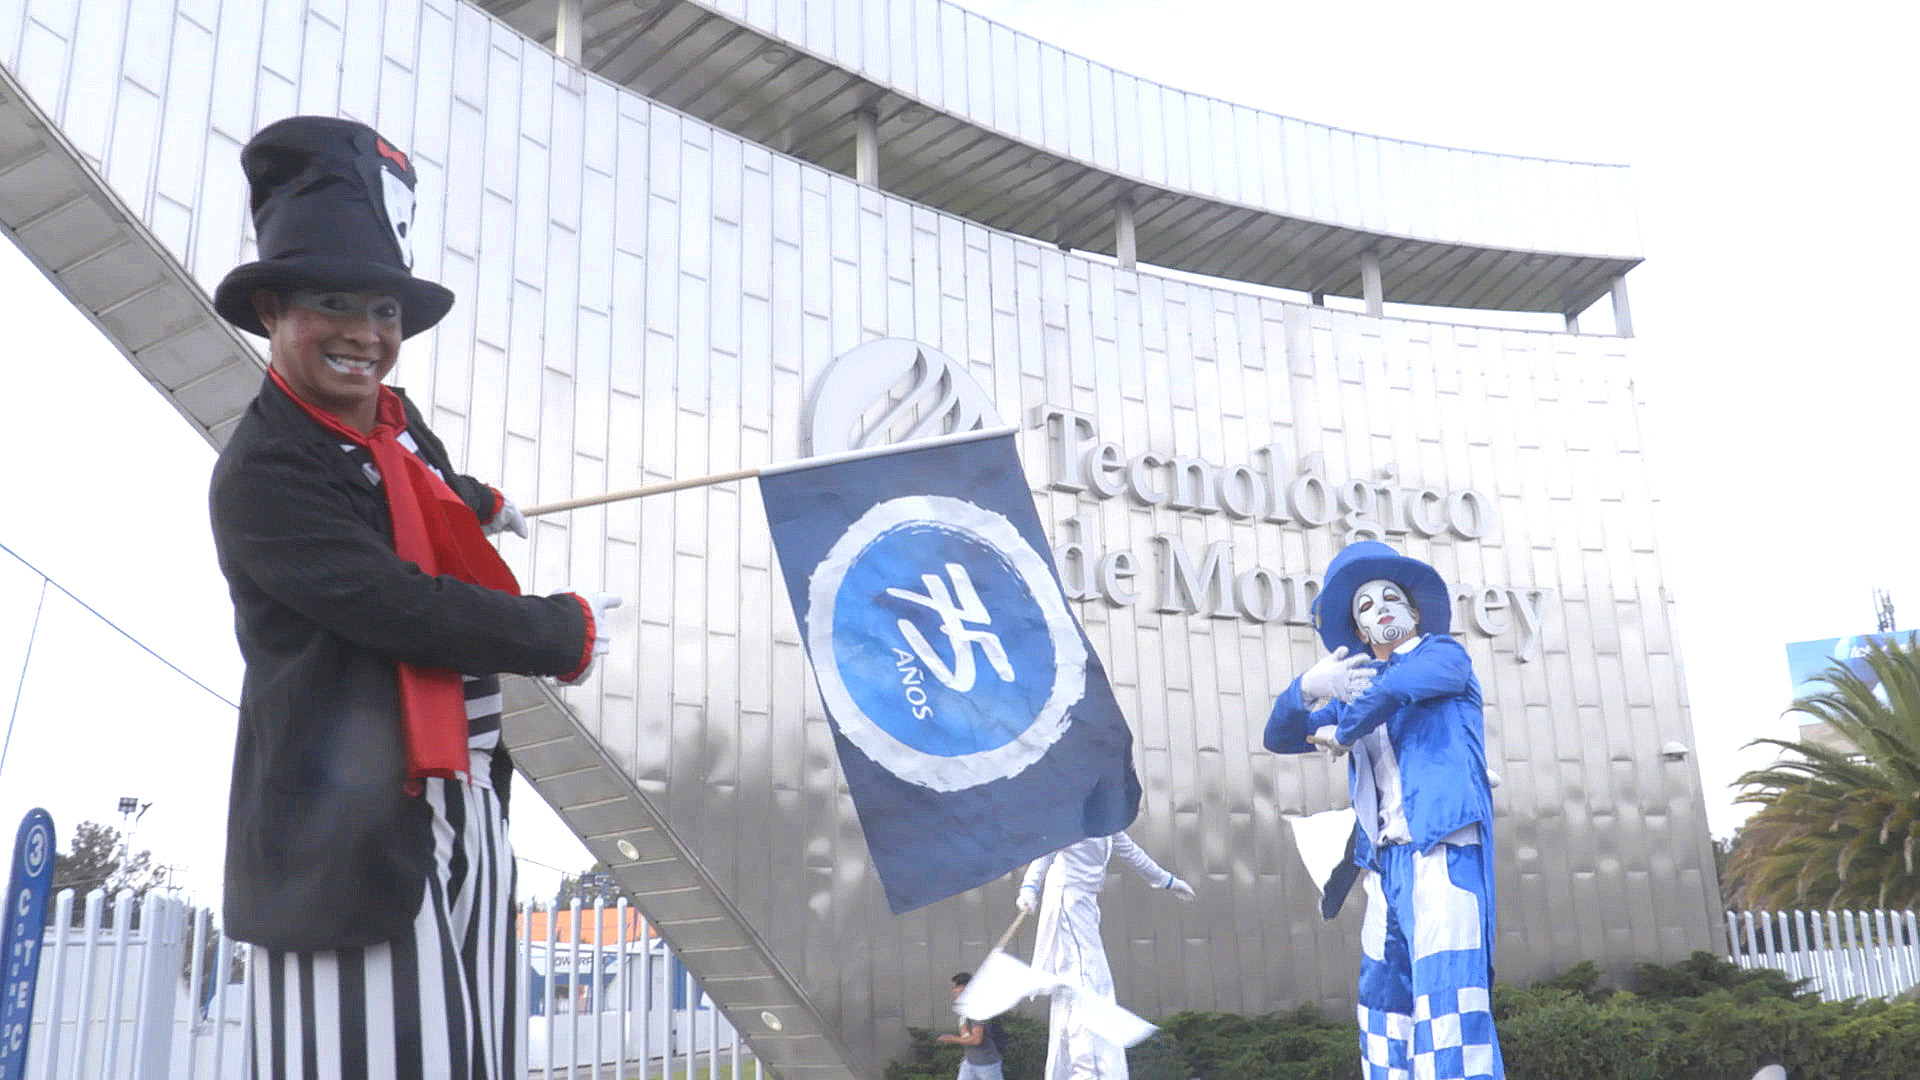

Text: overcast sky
xmin=3 ymin=0 xmax=1917 ymax=907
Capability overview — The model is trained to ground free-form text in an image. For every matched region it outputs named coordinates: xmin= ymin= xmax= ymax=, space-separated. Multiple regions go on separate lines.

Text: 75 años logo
xmin=805 ymin=495 xmax=1086 ymax=792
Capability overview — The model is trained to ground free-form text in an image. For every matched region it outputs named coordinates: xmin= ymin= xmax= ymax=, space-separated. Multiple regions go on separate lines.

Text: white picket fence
xmin=1725 ymin=908 xmax=1920 ymax=1001
xmin=23 ymin=889 xmax=765 ymax=1079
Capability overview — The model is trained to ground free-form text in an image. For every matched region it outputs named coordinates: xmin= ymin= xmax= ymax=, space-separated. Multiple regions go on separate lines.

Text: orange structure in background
xmin=518 ymin=905 xmax=655 ymax=945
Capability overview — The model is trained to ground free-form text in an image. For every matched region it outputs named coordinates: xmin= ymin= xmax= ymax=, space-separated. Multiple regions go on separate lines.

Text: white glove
xmin=484 ymin=493 xmax=528 ymax=539
xmin=1015 ymin=886 xmax=1039 ymax=915
xmin=557 ymin=592 xmax=622 ymax=684
xmin=1164 ymin=874 xmax=1195 ymax=901
xmin=1299 ymin=646 xmax=1375 ymax=703
xmin=1306 ymin=724 xmax=1350 ymax=760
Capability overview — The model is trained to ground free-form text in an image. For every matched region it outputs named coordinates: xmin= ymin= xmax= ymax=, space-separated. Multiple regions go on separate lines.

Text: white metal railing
xmin=1725 ymin=908 xmax=1920 ymax=1001
xmin=25 ymin=890 xmax=766 ymax=1079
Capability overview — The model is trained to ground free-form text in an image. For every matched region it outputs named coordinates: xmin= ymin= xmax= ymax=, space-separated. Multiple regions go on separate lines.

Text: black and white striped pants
xmin=251 ymin=769 xmax=518 ymax=1079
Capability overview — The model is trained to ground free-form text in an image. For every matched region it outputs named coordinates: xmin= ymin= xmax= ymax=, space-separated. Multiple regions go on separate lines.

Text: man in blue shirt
xmin=1265 ymin=541 xmax=1505 ymax=1080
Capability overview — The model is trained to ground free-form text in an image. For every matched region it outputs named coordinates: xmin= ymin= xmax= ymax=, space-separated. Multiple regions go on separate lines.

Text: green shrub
xmin=886 ymin=952 xmax=1920 ymax=1079
xmin=1156 ymin=1006 xmax=1351 ymax=1079
xmin=1494 ymin=989 xmax=1670 ymax=1080
xmin=1631 ymin=949 xmax=1808 ymax=1002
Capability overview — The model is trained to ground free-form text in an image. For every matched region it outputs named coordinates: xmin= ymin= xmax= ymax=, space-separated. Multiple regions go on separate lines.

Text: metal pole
xmin=591 ymin=895 xmax=605 ymax=1079
xmin=1610 ymin=273 xmax=1634 ymax=337
xmin=853 ymin=109 xmax=880 ymax=187
xmin=38 ymin=891 xmax=74 ymax=1079
xmin=1114 ymin=197 xmax=1136 ymax=270
xmin=1359 ymin=250 xmax=1383 ymax=316
xmin=568 ymin=899 xmax=583 ymax=1080
xmin=515 ymin=904 xmax=532 ymax=1080
xmin=616 ymin=900 xmax=630 ymax=1080
xmin=184 ymin=909 xmax=207 ymax=1080
xmin=237 ymin=946 xmax=257 ymax=1080
xmin=555 ymin=0 xmax=584 ymax=65
xmin=210 ymin=931 xmax=235 ymax=1080
xmin=682 ymin=967 xmax=695 ymax=1080
xmin=98 ymin=892 xmax=136 ymax=1080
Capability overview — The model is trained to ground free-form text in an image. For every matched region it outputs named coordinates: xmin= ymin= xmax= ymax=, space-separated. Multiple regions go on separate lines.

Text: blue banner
xmin=1784 ymin=631 xmax=1920 ymax=700
xmin=0 ymin=809 xmax=55 ymax=1080
xmin=761 ymin=429 xmax=1141 ymax=913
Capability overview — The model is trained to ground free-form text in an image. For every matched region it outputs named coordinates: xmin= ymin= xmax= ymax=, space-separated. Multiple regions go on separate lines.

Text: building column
xmin=1611 ymin=273 xmax=1634 ymax=338
xmin=853 ymin=109 xmax=880 ymax=188
xmin=555 ymin=0 xmax=583 ymax=64
xmin=1359 ymin=250 xmax=1383 ymax=316
xmin=1563 ymin=311 xmax=1581 ymax=334
xmin=1115 ymin=197 xmax=1137 ymax=270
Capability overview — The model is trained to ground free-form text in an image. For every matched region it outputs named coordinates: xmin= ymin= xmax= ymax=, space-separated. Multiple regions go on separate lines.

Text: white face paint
xmin=1352 ymin=578 xmax=1419 ymax=648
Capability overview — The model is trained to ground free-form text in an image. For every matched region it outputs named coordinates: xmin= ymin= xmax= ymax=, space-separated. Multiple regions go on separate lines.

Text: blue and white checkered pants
xmin=1354 ymin=833 xmax=1504 ymax=1080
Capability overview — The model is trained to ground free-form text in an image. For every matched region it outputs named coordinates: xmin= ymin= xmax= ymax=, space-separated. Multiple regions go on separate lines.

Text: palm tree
xmin=1722 ymin=637 xmax=1920 ymax=910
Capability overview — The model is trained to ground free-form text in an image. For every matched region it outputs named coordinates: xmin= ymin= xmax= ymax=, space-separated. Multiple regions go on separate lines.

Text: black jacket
xmin=210 ymin=376 xmax=587 ymax=950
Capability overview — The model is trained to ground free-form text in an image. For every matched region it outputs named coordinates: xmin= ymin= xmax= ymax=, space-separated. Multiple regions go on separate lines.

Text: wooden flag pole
xmin=522 ymin=466 xmax=761 ymax=517
xmin=991 ymin=909 xmax=1029 ymax=954
xmin=522 ymin=422 xmax=1020 ymax=518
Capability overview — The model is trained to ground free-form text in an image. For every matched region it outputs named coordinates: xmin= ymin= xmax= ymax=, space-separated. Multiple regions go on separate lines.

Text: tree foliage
xmin=1723 ymin=638 xmax=1920 ymax=909
xmin=552 ymin=862 xmax=618 ymax=908
xmin=50 ymin=820 xmax=163 ymax=898
xmin=45 ymin=820 xmax=166 ymax=929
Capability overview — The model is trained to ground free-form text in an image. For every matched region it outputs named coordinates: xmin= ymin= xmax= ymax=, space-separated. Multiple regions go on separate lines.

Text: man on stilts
xmin=207 ymin=116 xmax=621 ymax=1079
xmin=1265 ymin=541 xmax=1505 ymax=1080
xmin=1017 ymin=833 xmax=1194 ymax=1079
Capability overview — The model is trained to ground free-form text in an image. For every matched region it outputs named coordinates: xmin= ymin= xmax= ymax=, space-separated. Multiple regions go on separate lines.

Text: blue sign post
xmin=0 ymin=809 xmax=56 ymax=1080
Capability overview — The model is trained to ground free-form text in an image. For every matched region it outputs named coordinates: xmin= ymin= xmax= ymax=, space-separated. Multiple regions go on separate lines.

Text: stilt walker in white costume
xmin=1017 ymin=833 xmax=1194 ymax=1080
xmin=1265 ymin=541 xmax=1505 ymax=1080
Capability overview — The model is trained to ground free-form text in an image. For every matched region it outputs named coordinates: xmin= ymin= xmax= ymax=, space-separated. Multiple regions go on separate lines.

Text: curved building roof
xmin=481 ymin=0 xmax=1641 ymax=315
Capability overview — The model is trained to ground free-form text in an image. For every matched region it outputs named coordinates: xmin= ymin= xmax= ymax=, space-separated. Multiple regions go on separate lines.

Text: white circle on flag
xmin=806 ymin=495 xmax=1087 ymax=792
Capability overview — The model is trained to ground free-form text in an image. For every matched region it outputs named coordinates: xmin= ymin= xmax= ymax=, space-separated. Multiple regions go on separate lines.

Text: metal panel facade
xmin=0 ymin=0 xmax=1719 ymax=1074
xmin=667 ymin=0 xmax=1640 ymax=258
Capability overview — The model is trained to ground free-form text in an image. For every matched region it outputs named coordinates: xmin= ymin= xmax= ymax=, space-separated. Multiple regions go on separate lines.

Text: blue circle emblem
xmin=807 ymin=495 xmax=1087 ymax=791
xmin=835 ymin=523 xmax=1055 ymax=756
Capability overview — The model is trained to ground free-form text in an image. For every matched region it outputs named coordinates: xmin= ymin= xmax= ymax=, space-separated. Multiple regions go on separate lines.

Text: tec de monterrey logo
xmin=802 ymin=339 xmax=1086 ymax=792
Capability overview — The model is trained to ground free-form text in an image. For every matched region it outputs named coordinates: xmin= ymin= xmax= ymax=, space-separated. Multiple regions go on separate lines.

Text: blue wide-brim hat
xmin=214 ymin=116 xmax=453 ymax=339
xmin=1313 ymin=541 xmax=1451 ymax=654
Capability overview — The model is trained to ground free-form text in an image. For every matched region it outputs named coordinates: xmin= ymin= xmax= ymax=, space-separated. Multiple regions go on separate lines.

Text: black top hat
xmin=214 ymin=116 xmax=454 ymax=339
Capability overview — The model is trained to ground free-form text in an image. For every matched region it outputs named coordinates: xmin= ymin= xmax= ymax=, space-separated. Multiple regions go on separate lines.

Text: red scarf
xmin=270 ymin=368 xmax=521 ymax=788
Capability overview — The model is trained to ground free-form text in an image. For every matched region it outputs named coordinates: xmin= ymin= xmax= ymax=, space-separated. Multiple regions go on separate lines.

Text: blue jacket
xmin=1265 ymin=635 xmax=1493 ymax=868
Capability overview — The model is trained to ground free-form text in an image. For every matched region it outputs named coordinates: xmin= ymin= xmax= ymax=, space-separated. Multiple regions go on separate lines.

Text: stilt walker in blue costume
xmin=1265 ymin=541 xmax=1505 ymax=1080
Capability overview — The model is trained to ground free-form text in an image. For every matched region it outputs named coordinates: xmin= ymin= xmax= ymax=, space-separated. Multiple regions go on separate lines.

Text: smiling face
xmin=254 ymin=287 xmax=403 ymax=433
xmin=1352 ymin=578 xmax=1420 ymax=658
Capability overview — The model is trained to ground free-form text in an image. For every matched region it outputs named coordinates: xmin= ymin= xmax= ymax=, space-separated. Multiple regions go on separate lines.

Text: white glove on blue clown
xmin=1015 ymin=884 xmax=1040 ymax=915
xmin=1307 ymin=724 xmax=1350 ymax=760
xmin=1299 ymin=646 xmax=1375 ymax=704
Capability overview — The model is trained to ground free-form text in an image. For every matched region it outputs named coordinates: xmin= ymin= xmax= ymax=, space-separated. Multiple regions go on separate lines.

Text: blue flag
xmin=760 ymin=428 xmax=1141 ymax=913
